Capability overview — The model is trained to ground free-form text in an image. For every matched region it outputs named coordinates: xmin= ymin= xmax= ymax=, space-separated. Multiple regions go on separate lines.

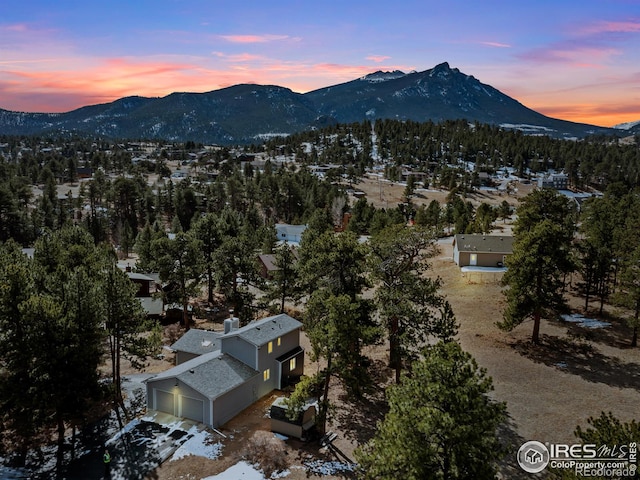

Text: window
xmin=289 ymin=358 xmax=296 ymax=371
xmin=268 ymin=341 xmax=273 ymax=354
xmin=263 ymin=369 xmax=270 ymax=381
xmin=277 ymin=337 xmax=281 ymax=347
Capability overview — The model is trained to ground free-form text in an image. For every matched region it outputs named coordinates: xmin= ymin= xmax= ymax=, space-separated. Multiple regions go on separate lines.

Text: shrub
xmin=244 ymin=430 xmax=288 ymax=477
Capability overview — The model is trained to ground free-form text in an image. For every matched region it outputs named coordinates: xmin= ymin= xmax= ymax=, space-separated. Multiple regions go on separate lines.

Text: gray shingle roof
xmin=170 ymin=329 xmax=222 ymax=356
xmin=227 ymin=313 xmax=302 ymax=347
xmin=453 ymin=234 xmax=514 ymax=254
xmin=149 ymin=314 xmax=301 ymax=400
xmin=149 ymin=351 xmax=259 ymax=399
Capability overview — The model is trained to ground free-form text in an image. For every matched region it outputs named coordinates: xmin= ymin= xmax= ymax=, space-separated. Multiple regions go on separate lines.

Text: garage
xmin=180 ymin=395 xmax=204 ymax=423
xmin=155 ymin=389 xmax=175 ymax=416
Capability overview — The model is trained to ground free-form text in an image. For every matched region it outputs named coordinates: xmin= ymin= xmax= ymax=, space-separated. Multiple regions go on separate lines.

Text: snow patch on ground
xmin=560 ymin=313 xmax=611 ymax=329
xmin=303 ymin=459 xmax=355 ymax=475
xmin=201 ymin=461 xmax=271 ymax=479
xmin=171 ymin=425 xmax=223 ymax=461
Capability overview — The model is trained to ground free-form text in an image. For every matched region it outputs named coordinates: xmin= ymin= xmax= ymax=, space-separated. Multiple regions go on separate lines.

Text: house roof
xmin=453 ymin=234 xmax=514 ymax=254
xmin=257 ymin=254 xmax=279 ymax=272
xmin=149 ymin=351 xmax=258 ymax=400
xmin=126 ymin=272 xmax=156 ymax=282
xmin=171 ymin=328 xmax=222 ymax=355
xmin=226 ymin=313 xmax=302 ymax=347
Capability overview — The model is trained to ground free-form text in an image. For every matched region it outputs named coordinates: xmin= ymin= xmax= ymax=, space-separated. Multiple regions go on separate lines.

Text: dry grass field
xmin=143 ymin=177 xmax=640 ymax=479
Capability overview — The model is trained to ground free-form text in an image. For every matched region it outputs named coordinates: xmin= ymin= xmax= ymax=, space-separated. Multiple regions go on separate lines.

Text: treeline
xmin=0 ymin=227 xmax=160 ymax=473
xmin=267 ymin=118 xmax=640 ymax=189
xmin=2 ymin=121 xmax=640 ymax=477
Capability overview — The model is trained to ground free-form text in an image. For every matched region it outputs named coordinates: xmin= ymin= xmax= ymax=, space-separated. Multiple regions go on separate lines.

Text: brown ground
xmin=126 ymin=177 xmax=639 ymax=479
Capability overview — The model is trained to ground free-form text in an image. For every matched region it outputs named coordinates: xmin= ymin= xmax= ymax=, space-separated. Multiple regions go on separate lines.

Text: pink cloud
xmin=218 ymin=34 xmax=292 ymax=44
xmin=518 ymin=44 xmax=620 ymax=66
xmin=3 ymin=23 xmax=29 ymax=33
xmin=480 ymin=41 xmax=511 ymax=48
xmin=0 ymin=56 xmax=416 ymax=113
xmin=579 ymin=20 xmax=640 ymax=35
xmin=367 ymin=55 xmax=391 ymax=63
xmin=211 ymin=52 xmax=266 ymax=63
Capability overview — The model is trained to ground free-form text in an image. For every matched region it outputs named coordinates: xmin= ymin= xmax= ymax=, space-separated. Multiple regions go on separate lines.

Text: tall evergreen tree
xmin=103 ymin=263 xmax=162 ymax=416
xmin=613 ymin=244 xmax=640 ymax=347
xmin=191 ymin=213 xmax=222 ymax=304
xmin=499 ymin=189 xmax=576 ymax=343
xmin=356 ymin=341 xmax=506 ymax=480
xmin=297 ymin=230 xmax=379 ymax=430
xmin=370 ymin=224 xmax=457 ymax=382
xmin=0 ymin=241 xmax=38 ymax=464
xmin=153 ymin=231 xmax=203 ymax=330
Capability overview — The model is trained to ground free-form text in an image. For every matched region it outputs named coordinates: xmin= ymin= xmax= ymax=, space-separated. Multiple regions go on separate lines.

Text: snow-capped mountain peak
xmin=613 ymin=119 xmax=640 ymax=130
xmin=360 ymin=70 xmax=406 ymax=83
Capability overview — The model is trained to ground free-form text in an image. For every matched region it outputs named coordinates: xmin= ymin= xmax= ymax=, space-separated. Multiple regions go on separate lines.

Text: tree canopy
xmin=356 ymin=341 xmax=506 ymax=480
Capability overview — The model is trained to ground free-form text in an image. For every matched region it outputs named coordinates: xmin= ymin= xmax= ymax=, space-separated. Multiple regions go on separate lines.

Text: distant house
xmin=257 ymin=247 xmax=298 ymax=279
xmin=537 ymin=173 xmax=568 ymax=190
xmin=452 ymin=234 xmax=514 ymax=268
xmin=126 ymin=272 xmax=164 ymax=316
xmin=275 ymin=224 xmax=307 ymax=244
xmin=257 ymin=253 xmax=279 ymax=280
xmin=146 ymin=313 xmax=304 ymax=427
xmin=76 ymin=167 xmax=93 ymax=179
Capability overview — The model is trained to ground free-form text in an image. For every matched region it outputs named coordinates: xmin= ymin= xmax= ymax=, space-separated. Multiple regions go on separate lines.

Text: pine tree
xmin=356 ymin=341 xmax=506 ymax=479
xmin=370 ymin=224 xmax=457 ymax=382
xmin=499 ymin=189 xmax=576 ymax=343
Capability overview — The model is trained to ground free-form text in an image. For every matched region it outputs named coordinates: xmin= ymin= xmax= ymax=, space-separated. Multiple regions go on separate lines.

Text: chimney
xmin=224 ymin=319 xmax=232 ymax=334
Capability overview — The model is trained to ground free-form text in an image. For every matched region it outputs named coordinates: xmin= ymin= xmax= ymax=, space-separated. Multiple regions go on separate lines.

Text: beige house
xmin=452 ymin=234 xmax=514 ymax=268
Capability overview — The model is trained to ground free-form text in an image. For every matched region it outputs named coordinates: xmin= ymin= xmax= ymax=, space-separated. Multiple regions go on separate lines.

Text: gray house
xmin=275 ymin=223 xmax=307 ymax=244
xmin=537 ymin=172 xmax=568 ymax=189
xmin=452 ymin=234 xmax=514 ymax=267
xmin=146 ymin=313 xmax=304 ymax=427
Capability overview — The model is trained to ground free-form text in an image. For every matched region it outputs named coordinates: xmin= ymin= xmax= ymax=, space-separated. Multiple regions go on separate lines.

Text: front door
xmin=470 ymin=253 xmax=478 ymax=266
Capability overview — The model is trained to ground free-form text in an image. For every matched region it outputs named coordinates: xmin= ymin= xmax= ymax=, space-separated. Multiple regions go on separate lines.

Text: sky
xmin=1 ymin=0 xmax=639 ymax=127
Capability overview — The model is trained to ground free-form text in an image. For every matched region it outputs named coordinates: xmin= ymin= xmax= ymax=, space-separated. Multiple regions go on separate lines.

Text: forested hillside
xmin=1 ymin=118 xmax=640 ymax=476
xmin=1 ymin=119 xmax=639 ymax=248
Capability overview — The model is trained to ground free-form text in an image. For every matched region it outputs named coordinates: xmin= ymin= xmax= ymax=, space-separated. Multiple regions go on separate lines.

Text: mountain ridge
xmin=0 ymin=62 xmax=620 ymax=144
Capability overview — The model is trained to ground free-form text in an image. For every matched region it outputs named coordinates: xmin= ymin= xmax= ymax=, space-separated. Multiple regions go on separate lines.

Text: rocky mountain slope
xmin=0 ymin=62 xmax=617 ymax=144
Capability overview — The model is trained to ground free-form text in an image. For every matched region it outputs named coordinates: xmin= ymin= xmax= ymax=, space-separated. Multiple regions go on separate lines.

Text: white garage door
xmin=180 ymin=396 xmax=204 ymax=423
xmin=155 ymin=389 xmax=175 ymax=415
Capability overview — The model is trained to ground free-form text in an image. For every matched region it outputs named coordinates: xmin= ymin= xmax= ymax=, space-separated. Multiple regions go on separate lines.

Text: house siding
xmin=276 ymin=347 xmax=304 ymax=389
xmin=452 ymin=235 xmax=513 ymax=267
xmin=457 ymin=251 xmax=506 ymax=267
xmin=176 ymin=351 xmax=200 ymax=365
xmin=221 ymin=336 xmax=258 ymax=369
xmin=212 ymin=373 xmax=262 ymax=427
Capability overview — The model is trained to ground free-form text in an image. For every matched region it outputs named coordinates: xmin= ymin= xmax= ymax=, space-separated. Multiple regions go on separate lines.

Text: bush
xmin=244 ymin=430 xmax=288 ymax=477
